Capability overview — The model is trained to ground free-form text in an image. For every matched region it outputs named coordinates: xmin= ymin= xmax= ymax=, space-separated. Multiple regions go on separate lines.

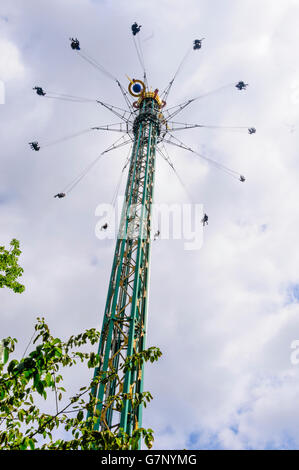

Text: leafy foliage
xmin=0 ymin=239 xmax=161 ymax=449
xmin=0 ymin=318 xmax=162 ymax=450
xmin=0 ymin=239 xmax=25 ymax=293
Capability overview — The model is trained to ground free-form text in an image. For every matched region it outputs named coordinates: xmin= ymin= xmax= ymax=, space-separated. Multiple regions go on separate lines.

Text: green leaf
xmin=45 ymin=373 xmax=52 ymax=387
xmin=35 ymin=380 xmax=44 ymax=396
xmin=20 ymin=437 xmax=29 ymax=450
xmin=3 ymin=348 xmax=9 ymax=364
xmin=54 ymin=347 xmax=62 ymax=358
xmin=7 ymin=359 xmax=18 ymax=373
xmin=28 ymin=438 xmax=35 ymax=450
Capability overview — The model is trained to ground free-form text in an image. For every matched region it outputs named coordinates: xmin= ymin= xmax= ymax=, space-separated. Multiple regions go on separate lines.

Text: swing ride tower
xmin=90 ymin=83 xmax=163 ymax=435
xmin=31 ymin=28 xmax=255 ymax=445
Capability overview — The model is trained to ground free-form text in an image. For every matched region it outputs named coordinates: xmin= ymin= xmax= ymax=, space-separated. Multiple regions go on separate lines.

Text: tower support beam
xmin=90 ymin=96 xmax=160 ymax=436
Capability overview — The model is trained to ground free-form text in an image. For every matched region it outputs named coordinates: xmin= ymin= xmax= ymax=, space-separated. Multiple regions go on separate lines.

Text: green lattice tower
xmin=90 ymin=92 xmax=162 ymax=436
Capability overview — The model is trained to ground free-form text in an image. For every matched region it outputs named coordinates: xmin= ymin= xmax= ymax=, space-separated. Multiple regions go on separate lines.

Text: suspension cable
xmin=62 ymin=136 xmax=132 ymax=194
xmin=164 ymin=83 xmax=235 ymax=120
xmin=167 ymin=121 xmax=252 ymax=133
xmin=72 ymin=45 xmax=134 ymax=111
xmin=44 ymin=92 xmax=97 ymax=103
xmin=161 ymin=46 xmax=192 ymax=103
xmin=157 ymin=144 xmax=193 ymax=201
xmin=41 ymin=128 xmax=94 ymax=148
xmin=136 ymin=33 xmax=149 ymax=89
xmin=110 ymin=144 xmax=132 ymax=206
xmin=77 ymin=49 xmax=118 ymax=82
xmin=164 ymin=134 xmax=243 ymax=180
xmin=132 ymin=34 xmax=149 ymax=89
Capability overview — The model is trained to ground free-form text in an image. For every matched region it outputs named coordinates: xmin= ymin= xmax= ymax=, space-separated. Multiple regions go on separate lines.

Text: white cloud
xmin=0 ymin=38 xmax=25 ymax=81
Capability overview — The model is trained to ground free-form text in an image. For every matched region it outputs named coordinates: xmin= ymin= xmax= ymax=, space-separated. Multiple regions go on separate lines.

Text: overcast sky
xmin=1 ymin=0 xmax=299 ymax=450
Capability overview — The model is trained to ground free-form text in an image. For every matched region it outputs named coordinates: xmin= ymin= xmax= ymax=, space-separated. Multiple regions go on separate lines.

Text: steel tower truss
xmin=90 ymin=94 xmax=161 ymax=435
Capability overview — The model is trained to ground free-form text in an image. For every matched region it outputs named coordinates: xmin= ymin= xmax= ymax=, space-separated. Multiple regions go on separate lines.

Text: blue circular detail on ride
xmin=132 ymin=83 xmax=142 ymax=93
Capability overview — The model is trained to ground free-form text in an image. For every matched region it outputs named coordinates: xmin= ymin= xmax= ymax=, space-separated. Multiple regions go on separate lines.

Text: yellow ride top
xmin=138 ymin=90 xmax=163 ymax=107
